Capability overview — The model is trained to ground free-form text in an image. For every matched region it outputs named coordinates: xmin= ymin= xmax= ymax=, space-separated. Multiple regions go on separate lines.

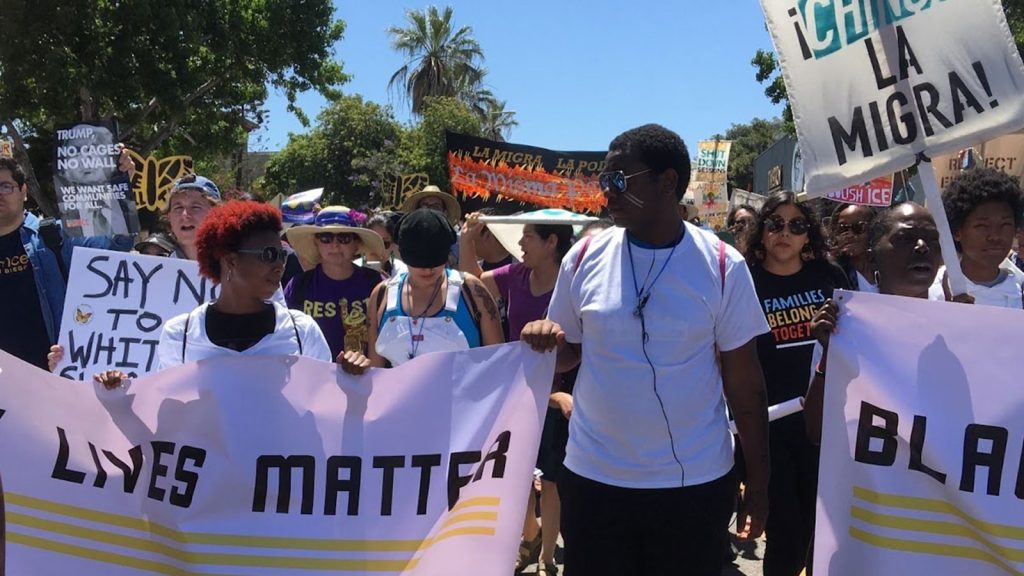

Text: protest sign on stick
xmin=827 ymin=175 xmax=894 ymax=207
xmin=761 ymin=0 xmax=1024 ymax=296
xmin=54 ymin=248 xmax=220 ymax=380
xmin=53 ymin=121 xmax=140 ymax=237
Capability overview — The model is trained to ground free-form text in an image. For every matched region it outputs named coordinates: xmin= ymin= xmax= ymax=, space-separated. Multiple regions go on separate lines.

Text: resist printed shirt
xmin=284 ymin=265 xmax=383 ymax=358
xmin=0 ymin=228 xmax=50 ymax=369
xmin=547 ymin=224 xmax=769 ymax=489
xmin=750 ymin=261 xmax=849 ymax=406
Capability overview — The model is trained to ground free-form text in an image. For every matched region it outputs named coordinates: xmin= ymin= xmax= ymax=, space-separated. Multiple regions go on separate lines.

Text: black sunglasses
xmin=836 ymin=221 xmax=870 ymax=236
xmin=315 ymin=232 xmax=356 ymax=245
xmin=765 ymin=215 xmax=810 ymax=236
xmin=237 ymin=246 xmax=288 ymax=264
xmin=598 ymin=169 xmax=651 ymax=195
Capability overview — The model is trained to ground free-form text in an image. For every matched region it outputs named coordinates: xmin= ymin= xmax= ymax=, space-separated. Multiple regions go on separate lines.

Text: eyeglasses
xmin=315 ymin=233 xmax=356 ymax=245
xmin=237 ymin=246 xmax=288 ymax=264
xmin=836 ymin=221 xmax=869 ymax=236
xmin=0 ymin=182 xmax=20 ymax=195
xmin=598 ymin=169 xmax=652 ymax=196
xmin=765 ymin=215 xmax=810 ymax=236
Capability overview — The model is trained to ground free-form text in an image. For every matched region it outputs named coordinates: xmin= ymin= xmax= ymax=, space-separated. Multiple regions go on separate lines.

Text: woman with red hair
xmin=155 ymin=200 xmax=331 ymax=369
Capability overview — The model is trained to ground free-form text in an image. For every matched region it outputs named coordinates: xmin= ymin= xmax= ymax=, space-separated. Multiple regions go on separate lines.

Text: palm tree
xmin=387 ymin=6 xmax=486 ymax=115
xmin=480 ymin=99 xmax=518 ymax=142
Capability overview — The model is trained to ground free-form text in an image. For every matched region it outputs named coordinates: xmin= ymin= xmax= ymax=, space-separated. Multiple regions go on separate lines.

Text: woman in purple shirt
xmin=461 ymin=216 xmax=575 ymax=575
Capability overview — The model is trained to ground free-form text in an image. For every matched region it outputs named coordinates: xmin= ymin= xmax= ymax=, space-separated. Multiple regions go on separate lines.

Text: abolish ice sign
xmin=760 ymin=0 xmax=1024 ymax=196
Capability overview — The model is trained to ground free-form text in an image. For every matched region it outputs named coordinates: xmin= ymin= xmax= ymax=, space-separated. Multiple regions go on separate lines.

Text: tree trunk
xmin=2 ymin=119 xmax=57 ymax=216
xmin=79 ymin=87 xmax=96 ymax=121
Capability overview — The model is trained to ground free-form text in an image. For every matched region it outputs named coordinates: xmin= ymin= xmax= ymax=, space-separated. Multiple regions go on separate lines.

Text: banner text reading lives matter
xmin=0 ymin=344 xmax=554 ymax=574
xmin=447 ymin=131 xmax=606 ymax=213
xmin=816 ymin=291 xmax=1024 ymax=575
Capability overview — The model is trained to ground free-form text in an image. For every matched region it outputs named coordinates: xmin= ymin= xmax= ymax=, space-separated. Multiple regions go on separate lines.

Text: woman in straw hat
xmin=338 ymin=209 xmax=503 ymax=374
xmin=284 ymin=206 xmax=386 ymax=359
xmin=399 ymin=184 xmax=461 ymax=224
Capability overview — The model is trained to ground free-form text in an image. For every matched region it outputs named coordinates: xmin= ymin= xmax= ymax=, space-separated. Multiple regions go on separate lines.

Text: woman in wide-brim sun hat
xmin=285 ymin=206 xmax=385 ymax=269
xmin=399 ymin=184 xmax=462 ymax=224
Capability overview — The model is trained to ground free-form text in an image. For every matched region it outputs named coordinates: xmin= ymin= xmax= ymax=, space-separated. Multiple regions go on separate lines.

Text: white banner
xmin=0 ymin=343 xmax=554 ymax=574
xmin=815 ymin=291 xmax=1024 ymax=575
xmin=55 ymin=248 xmax=221 ymax=381
xmin=761 ymin=0 xmax=1024 ymax=196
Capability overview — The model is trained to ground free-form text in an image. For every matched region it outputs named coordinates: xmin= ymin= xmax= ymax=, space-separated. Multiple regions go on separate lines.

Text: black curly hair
xmin=608 ymin=124 xmax=691 ymax=200
xmin=743 ymin=191 xmax=827 ymax=264
xmin=942 ymin=167 xmax=1023 ymax=236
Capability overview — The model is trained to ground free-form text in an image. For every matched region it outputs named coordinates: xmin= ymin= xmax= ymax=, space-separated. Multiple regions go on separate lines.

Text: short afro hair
xmin=942 ymin=167 xmax=1023 ymax=235
xmin=608 ymin=124 xmax=691 ymax=200
xmin=195 ymin=200 xmax=282 ymax=282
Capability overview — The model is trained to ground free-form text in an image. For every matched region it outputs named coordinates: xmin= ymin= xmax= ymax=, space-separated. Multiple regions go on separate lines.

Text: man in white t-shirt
xmin=522 ymin=124 xmax=771 ymax=576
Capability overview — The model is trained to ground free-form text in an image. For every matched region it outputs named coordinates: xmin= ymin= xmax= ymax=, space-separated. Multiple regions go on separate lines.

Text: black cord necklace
xmin=626 ymin=225 xmax=684 ymax=339
xmin=406 ymin=275 xmax=444 ymax=359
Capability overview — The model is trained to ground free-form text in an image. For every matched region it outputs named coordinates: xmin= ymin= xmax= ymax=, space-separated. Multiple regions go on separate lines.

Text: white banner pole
xmin=918 ymin=157 xmax=968 ymax=297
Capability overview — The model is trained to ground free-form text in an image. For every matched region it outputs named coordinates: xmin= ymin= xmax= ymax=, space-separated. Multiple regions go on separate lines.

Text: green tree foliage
xmin=479 ymin=99 xmax=518 ymax=142
xmin=397 ymin=96 xmax=482 ymax=191
xmin=387 ymin=6 xmax=486 ymax=116
xmin=752 ymin=1 xmax=1024 ymax=136
xmin=0 ymin=0 xmax=347 ymax=214
xmin=262 ymin=95 xmax=403 ymax=208
xmin=721 ymin=117 xmax=788 ymax=191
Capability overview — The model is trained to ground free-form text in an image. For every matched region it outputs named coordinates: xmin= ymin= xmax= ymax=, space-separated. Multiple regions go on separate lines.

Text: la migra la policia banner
xmin=446 ymin=131 xmax=607 ymax=213
xmin=0 ymin=344 xmax=555 ymax=574
xmin=760 ymin=0 xmax=1024 ymax=196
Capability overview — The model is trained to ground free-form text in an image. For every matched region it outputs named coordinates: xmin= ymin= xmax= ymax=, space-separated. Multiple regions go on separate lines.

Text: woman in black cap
xmin=340 ymin=209 xmax=503 ymax=372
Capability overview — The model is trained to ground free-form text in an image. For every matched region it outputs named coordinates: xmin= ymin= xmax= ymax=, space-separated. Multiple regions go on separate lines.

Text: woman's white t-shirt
xmin=928 ymin=260 xmax=1024 ymax=309
xmin=546 ymin=224 xmax=769 ymax=489
xmin=158 ymin=301 xmax=332 ymax=369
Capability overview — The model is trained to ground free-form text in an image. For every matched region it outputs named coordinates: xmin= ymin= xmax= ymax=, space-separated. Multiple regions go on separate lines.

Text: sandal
xmin=514 ymin=530 xmax=542 ymax=573
xmin=538 ymin=562 xmax=559 ymax=576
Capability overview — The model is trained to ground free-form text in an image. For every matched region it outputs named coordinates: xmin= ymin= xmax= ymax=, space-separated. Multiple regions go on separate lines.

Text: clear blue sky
xmin=255 ymin=0 xmax=785 ymax=154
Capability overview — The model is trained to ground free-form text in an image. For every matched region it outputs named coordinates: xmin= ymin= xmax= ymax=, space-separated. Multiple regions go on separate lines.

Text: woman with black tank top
xmin=743 ymin=191 xmax=849 ymax=576
xmin=92 ymin=201 xmax=331 ymax=389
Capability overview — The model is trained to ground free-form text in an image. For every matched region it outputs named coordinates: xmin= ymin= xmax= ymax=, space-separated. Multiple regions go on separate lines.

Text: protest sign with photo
xmin=127 ymin=150 xmax=194 ymax=212
xmin=0 ymin=138 xmax=11 ymax=159
xmin=932 ymin=130 xmax=1024 ymax=189
xmin=695 ymin=140 xmax=732 ymax=184
xmin=53 ymin=121 xmax=140 ymax=237
xmin=761 ymin=0 xmax=1024 ymax=196
xmin=827 ymin=175 xmax=894 ymax=207
xmin=447 ymin=131 xmax=606 ymax=213
xmin=730 ymin=189 xmax=767 ymax=211
xmin=54 ymin=248 xmax=221 ymax=381
xmin=0 ymin=343 xmax=555 ymax=575
xmin=815 ymin=291 xmax=1024 ymax=575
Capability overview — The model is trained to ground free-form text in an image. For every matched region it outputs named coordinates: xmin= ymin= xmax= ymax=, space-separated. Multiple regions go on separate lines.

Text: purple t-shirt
xmin=491 ymin=263 xmax=552 ymax=342
xmin=284 ymin=265 xmax=383 ymax=358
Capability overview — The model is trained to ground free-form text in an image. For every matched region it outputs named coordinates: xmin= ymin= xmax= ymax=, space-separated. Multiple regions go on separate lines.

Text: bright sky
xmin=256 ymin=1 xmax=785 ymax=154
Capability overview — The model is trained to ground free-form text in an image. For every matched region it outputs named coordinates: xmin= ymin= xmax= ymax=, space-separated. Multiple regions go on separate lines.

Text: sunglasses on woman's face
xmin=598 ymin=169 xmax=651 ymax=195
xmin=765 ymin=215 xmax=810 ymax=236
xmin=836 ymin=221 xmax=870 ymax=236
xmin=315 ymin=233 xmax=356 ymax=245
xmin=237 ymin=246 xmax=288 ymax=264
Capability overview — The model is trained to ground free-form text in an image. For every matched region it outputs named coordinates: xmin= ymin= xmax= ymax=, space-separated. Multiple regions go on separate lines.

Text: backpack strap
xmin=445 ymin=269 xmax=464 ymax=313
xmin=456 ymin=271 xmax=482 ymax=325
xmin=718 ymin=239 xmax=727 ymax=295
xmin=384 ymin=274 xmax=403 ymax=312
xmin=287 ymin=310 xmax=303 ymax=355
xmin=573 ymin=235 xmax=594 ymax=275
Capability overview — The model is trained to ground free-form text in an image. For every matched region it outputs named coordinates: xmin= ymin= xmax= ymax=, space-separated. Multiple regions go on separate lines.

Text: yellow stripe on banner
xmin=449 ymin=497 xmax=501 ymax=513
xmin=428 ymin=526 xmax=497 ymax=546
xmin=8 ymin=512 xmax=419 ymax=571
xmin=8 ymin=531 xmax=208 ymax=576
xmin=6 ymin=492 xmax=499 ymax=552
xmin=853 ymin=486 xmax=1024 ymax=540
xmin=438 ymin=511 xmax=499 ymax=531
xmin=851 ymin=506 xmax=1024 ymax=562
xmin=849 ymin=526 xmax=1024 ymax=576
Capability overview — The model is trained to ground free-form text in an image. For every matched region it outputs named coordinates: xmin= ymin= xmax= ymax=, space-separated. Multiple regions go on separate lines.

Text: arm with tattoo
xmin=466 ymin=275 xmax=505 ymax=346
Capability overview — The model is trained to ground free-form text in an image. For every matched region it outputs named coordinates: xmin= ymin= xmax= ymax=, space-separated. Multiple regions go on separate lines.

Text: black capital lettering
xmin=170 ymin=446 xmax=206 ymax=508
xmin=103 ymin=446 xmax=144 ymax=493
xmin=412 ymin=454 xmax=442 ymax=515
xmin=908 ymin=416 xmax=946 ymax=485
xmin=961 ymin=424 xmax=1008 ymax=496
xmin=373 ymin=456 xmax=405 ymax=516
xmin=52 ymin=427 xmax=86 ymax=484
xmin=854 ymin=402 xmax=898 ymax=466
xmin=447 ymin=451 xmax=482 ymax=510
xmin=325 ymin=456 xmax=362 ymax=516
xmin=252 ymin=455 xmax=316 ymax=514
xmin=148 ymin=441 xmax=175 ymax=501
xmin=473 ymin=431 xmax=511 ymax=481
xmin=829 ymin=108 xmax=872 ymax=166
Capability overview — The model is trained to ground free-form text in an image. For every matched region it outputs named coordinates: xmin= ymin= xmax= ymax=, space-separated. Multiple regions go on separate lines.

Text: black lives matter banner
xmin=761 ymin=0 xmax=1024 ymax=196
xmin=0 ymin=345 xmax=553 ymax=574
xmin=53 ymin=120 xmax=140 ymax=237
xmin=815 ymin=291 xmax=1024 ymax=575
xmin=446 ymin=131 xmax=607 ymax=213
